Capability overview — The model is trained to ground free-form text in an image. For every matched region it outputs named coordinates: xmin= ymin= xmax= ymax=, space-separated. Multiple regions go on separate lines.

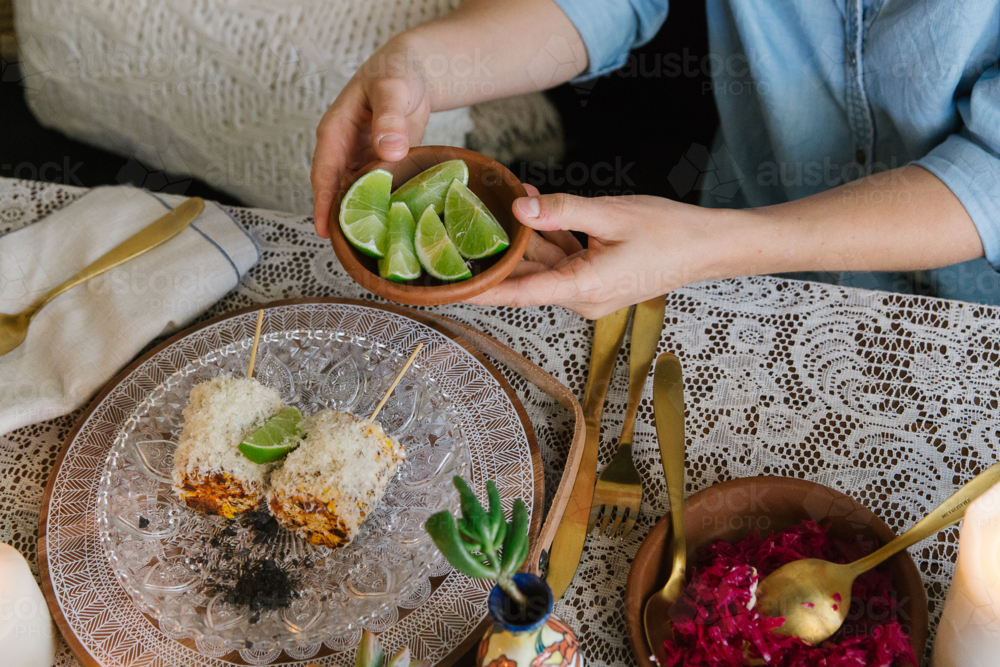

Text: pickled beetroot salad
xmin=662 ymin=521 xmax=916 ymax=666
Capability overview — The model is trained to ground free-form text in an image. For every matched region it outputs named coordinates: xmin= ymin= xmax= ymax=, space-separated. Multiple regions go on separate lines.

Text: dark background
xmin=0 ymin=2 xmax=717 ymax=210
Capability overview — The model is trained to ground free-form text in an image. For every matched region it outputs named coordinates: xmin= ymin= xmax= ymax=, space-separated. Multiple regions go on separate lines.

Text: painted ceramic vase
xmin=476 ymin=574 xmax=584 ymax=667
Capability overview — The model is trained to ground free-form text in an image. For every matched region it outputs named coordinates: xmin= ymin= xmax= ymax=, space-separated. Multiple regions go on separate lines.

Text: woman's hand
xmin=311 ymin=39 xmax=430 ymax=239
xmin=466 ymin=189 xmax=736 ymax=319
xmin=310 ymin=0 xmax=588 ymax=239
xmin=467 ymin=166 xmax=986 ymax=319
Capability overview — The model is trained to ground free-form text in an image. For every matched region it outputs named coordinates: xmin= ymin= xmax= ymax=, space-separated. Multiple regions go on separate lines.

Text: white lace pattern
xmin=2 ymin=177 xmax=994 ymax=666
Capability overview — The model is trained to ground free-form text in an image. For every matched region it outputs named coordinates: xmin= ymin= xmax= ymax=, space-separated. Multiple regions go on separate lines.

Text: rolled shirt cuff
xmin=552 ymin=0 xmax=669 ymax=80
xmin=914 ymin=132 xmax=1000 ymax=271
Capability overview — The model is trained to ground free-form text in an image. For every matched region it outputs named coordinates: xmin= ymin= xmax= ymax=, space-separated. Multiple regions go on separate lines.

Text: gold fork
xmin=0 ymin=197 xmax=204 ymax=356
xmin=589 ymin=295 xmax=666 ymax=538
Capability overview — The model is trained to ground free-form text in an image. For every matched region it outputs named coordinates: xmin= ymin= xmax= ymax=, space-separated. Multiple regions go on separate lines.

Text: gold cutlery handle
xmin=654 ymin=353 xmax=687 ymax=584
xmin=24 ymin=197 xmax=205 ymax=321
xmin=581 ymin=306 xmax=635 ymax=421
xmin=849 ymin=461 xmax=1000 ymax=576
xmin=546 ymin=305 xmax=632 ymax=599
xmin=620 ymin=296 xmax=667 ymax=445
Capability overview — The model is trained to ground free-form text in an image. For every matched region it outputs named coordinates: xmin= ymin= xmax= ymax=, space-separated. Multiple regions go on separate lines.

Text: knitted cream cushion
xmin=0 ymin=0 xmax=13 ymax=38
xmin=14 ymin=0 xmax=563 ymax=213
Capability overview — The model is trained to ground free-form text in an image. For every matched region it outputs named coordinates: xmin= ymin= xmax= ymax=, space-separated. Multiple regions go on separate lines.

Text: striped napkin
xmin=0 ymin=185 xmax=259 ymax=434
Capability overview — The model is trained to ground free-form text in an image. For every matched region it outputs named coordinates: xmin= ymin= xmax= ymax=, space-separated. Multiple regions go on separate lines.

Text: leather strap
xmin=416 ymin=311 xmax=586 ymax=575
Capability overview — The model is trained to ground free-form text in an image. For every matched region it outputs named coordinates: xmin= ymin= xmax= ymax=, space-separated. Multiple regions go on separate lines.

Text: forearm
xmin=378 ymin=0 xmax=587 ymax=110
xmin=711 ymin=166 xmax=985 ymax=280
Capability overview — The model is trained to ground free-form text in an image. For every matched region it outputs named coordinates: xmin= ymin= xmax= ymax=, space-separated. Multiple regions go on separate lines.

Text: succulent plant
xmin=425 ymin=476 xmax=529 ymax=606
xmin=355 ymin=629 xmax=429 ymax=667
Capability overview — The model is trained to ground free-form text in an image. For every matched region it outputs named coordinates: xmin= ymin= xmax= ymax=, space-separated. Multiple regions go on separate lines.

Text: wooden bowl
xmin=625 ymin=476 xmax=928 ymax=664
xmin=330 ymin=145 xmax=530 ymax=306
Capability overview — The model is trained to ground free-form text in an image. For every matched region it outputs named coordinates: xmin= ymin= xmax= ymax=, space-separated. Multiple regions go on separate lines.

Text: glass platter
xmin=42 ymin=302 xmax=538 ymax=666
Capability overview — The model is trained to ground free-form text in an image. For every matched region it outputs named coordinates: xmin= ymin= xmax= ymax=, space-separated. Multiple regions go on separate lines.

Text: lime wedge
xmin=415 ymin=205 xmax=472 ymax=281
xmin=443 ymin=180 xmax=510 ymax=259
xmin=378 ymin=202 xmax=422 ymax=281
xmin=390 ymin=159 xmax=469 ymax=219
xmin=340 ymin=169 xmax=392 ymax=257
xmin=238 ymin=407 xmax=303 ymax=464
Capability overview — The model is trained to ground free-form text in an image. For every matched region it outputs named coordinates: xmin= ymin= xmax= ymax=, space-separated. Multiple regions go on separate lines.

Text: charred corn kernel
xmin=176 ymin=470 xmax=260 ymax=518
xmin=172 ymin=376 xmax=284 ymax=516
xmin=268 ymin=409 xmax=405 ymax=547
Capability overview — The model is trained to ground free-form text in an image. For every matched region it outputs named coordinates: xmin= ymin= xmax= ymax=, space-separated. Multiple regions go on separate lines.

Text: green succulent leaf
xmin=453 ymin=476 xmax=490 ymax=541
xmin=387 ymin=647 xmax=411 ymax=667
xmin=456 ymin=517 xmax=484 ymax=551
xmin=356 ymin=630 xmax=384 ymax=667
xmin=425 ymin=476 xmax=531 ymax=607
xmin=500 ymin=499 xmax=530 ymax=576
xmin=486 ymin=481 xmax=507 ymax=547
xmin=425 ymin=510 xmax=495 ymax=579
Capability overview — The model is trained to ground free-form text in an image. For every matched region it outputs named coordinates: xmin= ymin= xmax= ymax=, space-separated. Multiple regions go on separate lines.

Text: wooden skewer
xmin=370 ymin=343 xmax=424 ymax=421
xmin=247 ymin=309 xmax=264 ymax=378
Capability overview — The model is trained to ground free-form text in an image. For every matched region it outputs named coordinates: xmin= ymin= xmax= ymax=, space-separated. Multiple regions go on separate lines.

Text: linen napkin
xmin=0 ymin=185 xmax=259 ymax=434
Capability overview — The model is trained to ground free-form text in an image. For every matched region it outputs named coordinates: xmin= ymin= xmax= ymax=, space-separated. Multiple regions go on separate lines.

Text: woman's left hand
xmin=467 ymin=166 xmax=988 ymax=319
xmin=465 ymin=185 xmax=731 ymax=319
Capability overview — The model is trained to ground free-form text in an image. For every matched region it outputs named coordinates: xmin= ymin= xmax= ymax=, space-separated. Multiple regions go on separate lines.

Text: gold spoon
xmin=0 ymin=197 xmax=204 ymax=356
xmin=643 ymin=352 xmax=687 ymax=664
xmin=757 ymin=461 xmax=1000 ymax=645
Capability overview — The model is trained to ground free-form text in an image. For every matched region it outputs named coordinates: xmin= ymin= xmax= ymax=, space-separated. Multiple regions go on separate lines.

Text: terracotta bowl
xmin=624 ymin=476 xmax=928 ymax=665
xmin=330 ymin=145 xmax=530 ymax=306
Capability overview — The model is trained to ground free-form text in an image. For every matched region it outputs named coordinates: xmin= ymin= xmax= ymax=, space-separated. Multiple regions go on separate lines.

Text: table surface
xmin=3 ymin=176 xmax=996 ymax=667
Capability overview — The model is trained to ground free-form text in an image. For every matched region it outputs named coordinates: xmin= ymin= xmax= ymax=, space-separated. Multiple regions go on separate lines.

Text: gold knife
xmin=546 ymin=305 xmax=632 ymax=600
xmin=587 ymin=294 xmax=667 ymax=535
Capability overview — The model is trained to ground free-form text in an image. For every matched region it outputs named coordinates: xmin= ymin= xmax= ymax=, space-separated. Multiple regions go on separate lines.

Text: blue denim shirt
xmin=553 ymin=0 xmax=1000 ymax=304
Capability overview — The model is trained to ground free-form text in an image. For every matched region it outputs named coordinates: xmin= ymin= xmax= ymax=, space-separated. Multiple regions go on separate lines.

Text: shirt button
xmin=849 ymin=51 xmax=857 ymax=66
xmin=855 ymin=149 xmax=866 ymax=164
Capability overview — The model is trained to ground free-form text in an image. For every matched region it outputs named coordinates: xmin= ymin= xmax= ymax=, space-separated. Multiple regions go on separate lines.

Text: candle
xmin=932 ymin=480 xmax=1000 ymax=666
xmin=0 ymin=543 xmax=56 ymax=667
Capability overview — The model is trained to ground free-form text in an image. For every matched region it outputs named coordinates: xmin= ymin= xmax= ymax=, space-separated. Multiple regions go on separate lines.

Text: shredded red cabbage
xmin=661 ymin=520 xmax=916 ymax=667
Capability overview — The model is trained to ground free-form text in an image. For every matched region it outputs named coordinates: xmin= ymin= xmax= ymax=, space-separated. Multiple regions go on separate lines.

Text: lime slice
xmin=443 ymin=180 xmax=510 ymax=259
xmin=390 ymin=159 xmax=469 ymax=219
xmin=378 ymin=202 xmax=422 ymax=281
xmin=415 ymin=205 xmax=472 ymax=281
xmin=340 ymin=169 xmax=392 ymax=257
xmin=238 ymin=407 xmax=303 ymax=464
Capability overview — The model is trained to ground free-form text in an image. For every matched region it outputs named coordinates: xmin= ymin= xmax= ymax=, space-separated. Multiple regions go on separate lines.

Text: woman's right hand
xmin=310 ymin=40 xmax=431 ymax=238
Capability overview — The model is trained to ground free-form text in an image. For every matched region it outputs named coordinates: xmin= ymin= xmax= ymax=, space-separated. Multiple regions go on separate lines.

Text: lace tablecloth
xmin=2 ymin=176 xmax=995 ymax=667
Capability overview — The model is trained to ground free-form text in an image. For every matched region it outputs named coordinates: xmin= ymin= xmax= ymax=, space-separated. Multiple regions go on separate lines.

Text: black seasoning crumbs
xmin=243 ymin=506 xmax=281 ymax=544
xmin=218 ymin=558 xmax=298 ymax=613
xmin=186 ymin=505 xmax=302 ymax=623
xmin=138 ymin=516 xmax=150 ymax=529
